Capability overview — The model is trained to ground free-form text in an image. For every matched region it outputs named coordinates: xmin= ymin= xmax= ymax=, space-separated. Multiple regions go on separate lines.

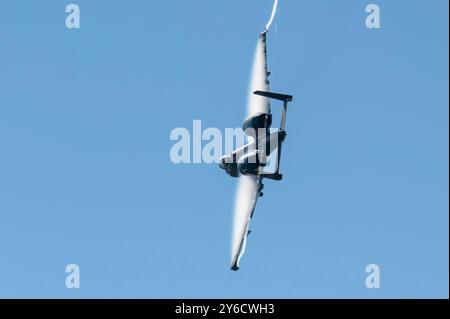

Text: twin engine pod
xmin=219 ymin=112 xmax=274 ymax=178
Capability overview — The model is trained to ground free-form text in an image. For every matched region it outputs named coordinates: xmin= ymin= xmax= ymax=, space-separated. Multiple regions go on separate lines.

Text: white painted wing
xmin=231 ymin=175 xmax=260 ymax=270
xmin=247 ymin=32 xmax=271 ymax=117
xmin=230 ymin=32 xmax=271 ymax=270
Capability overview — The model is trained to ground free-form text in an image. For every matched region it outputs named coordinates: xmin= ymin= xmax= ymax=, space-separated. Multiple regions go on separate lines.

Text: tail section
xmin=253 ymin=90 xmax=293 ymax=102
xmin=253 ymin=91 xmax=293 ymax=179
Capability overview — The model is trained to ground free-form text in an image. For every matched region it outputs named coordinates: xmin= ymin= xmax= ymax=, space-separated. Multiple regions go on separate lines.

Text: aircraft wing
xmin=230 ymin=32 xmax=271 ymax=271
xmin=231 ymin=175 xmax=262 ymax=271
xmin=247 ymin=31 xmax=271 ymax=117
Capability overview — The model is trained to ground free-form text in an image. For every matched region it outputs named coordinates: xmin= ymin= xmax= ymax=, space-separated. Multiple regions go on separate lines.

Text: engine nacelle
xmin=242 ymin=113 xmax=272 ymax=137
xmin=238 ymin=151 xmax=260 ymax=176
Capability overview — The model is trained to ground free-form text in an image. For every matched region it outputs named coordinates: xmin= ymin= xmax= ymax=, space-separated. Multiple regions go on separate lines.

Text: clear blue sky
xmin=0 ymin=0 xmax=448 ymax=298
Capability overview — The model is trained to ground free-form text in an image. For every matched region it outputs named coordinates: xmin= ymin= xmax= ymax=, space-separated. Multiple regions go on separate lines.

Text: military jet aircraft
xmin=219 ymin=30 xmax=293 ymax=271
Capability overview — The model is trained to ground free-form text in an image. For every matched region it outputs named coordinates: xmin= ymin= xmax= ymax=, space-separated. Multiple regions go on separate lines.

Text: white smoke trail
xmin=265 ymin=0 xmax=279 ymax=31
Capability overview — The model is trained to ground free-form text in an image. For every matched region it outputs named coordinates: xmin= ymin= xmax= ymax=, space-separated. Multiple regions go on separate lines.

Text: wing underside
xmin=230 ymin=30 xmax=271 ymax=271
xmin=231 ymin=175 xmax=261 ymax=270
xmin=247 ymin=32 xmax=271 ymax=117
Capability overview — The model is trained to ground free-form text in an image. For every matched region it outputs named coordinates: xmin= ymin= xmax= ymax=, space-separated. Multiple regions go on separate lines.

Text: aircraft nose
xmin=219 ymin=156 xmax=227 ymax=170
xmin=219 ymin=158 xmax=226 ymax=170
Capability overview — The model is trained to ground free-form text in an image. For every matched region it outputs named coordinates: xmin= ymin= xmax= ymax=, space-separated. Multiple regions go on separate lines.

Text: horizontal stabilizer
xmin=254 ymin=90 xmax=293 ymax=102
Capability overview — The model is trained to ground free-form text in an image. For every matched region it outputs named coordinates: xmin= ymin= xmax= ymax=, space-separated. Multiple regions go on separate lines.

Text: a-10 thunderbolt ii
xmin=219 ymin=29 xmax=293 ymax=271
